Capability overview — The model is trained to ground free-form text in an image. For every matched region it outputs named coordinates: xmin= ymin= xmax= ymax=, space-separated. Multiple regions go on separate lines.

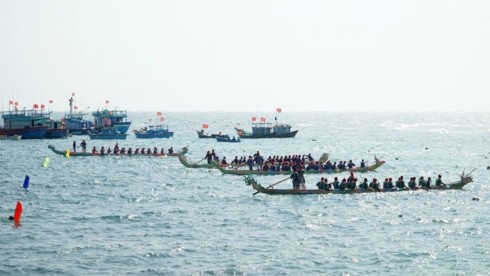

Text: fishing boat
xmin=45 ymin=119 xmax=69 ymax=139
xmin=134 ymin=125 xmax=174 ymax=138
xmin=48 ymin=145 xmax=187 ymax=157
xmin=217 ymin=154 xmax=383 ymax=176
xmin=92 ymin=108 xmax=131 ymax=134
xmin=216 ymin=136 xmax=240 ymax=143
xmin=235 ymin=121 xmax=298 ymax=139
xmin=1 ymin=108 xmax=61 ymax=139
xmin=63 ymin=96 xmax=93 ymax=135
xmin=245 ymin=173 xmax=474 ymax=195
xmin=197 ymin=129 xmax=228 ymax=139
xmin=88 ymin=127 xmax=127 ymax=140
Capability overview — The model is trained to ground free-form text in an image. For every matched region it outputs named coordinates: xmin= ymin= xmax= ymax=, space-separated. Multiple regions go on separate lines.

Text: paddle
xmin=196 ymin=157 xmax=206 ymax=164
xmin=253 ymin=176 xmax=290 ymax=196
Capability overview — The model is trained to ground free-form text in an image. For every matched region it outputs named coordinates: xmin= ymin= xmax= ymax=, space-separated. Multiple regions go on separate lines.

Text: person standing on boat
xmin=80 ymin=140 xmax=87 ymax=153
xmin=205 ymin=151 xmax=213 ymax=164
xmin=290 ymin=169 xmax=300 ymax=190
xmin=298 ymin=166 xmax=306 ymax=190
xmin=254 ymin=153 xmax=264 ymax=171
xmin=246 ymin=156 xmax=254 ymax=171
xmin=73 ymin=140 xmax=77 ymax=152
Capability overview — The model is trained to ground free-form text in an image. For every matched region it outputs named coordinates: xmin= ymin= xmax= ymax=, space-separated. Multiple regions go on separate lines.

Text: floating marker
xmin=65 ymin=149 xmax=70 ymax=158
xmin=23 ymin=175 xmax=30 ymax=190
xmin=43 ymin=157 xmax=50 ymax=167
xmin=13 ymin=201 xmax=22 ymax=222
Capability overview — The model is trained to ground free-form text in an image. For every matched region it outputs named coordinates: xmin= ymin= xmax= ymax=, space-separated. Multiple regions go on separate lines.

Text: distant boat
xmin=63 ymin=96 xmax=93 ymax=135
xmin=196 ymin=130 xmax=228 ymax=139
xmin=0 ymin=109 xmax=51 ymax=139
xmin=45 ymin=119 xmax=68 ymax=139
xmin=88 ymin=127 xmax=127 ymax=140
xmin=216 ymin=136 xmax=240 ymax=143
xmin=92 ymin=109 xmax=131 ymax=134
xmin=235 ymin=122 xmax=298 ymax=139
xmin=134 ymin=124 xmax=174 ymax=139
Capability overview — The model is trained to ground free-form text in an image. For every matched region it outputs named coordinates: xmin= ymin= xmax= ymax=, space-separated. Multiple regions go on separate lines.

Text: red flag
xmin=13 ymin=201 xmax=22 ymax=222
xmin=276 ymin=107 xmax=282 ymax=113
xmin=251 ymin=117 xmax=256 ymax=122
xmin=49 ymin=100 xmax=53 ymax=104
xmin=156 ymin=111 xmax=162 ymax=116
xmin=41 ymin=104 xmax=45 ymax=109
xmin=160 ymin=117 xmax=164 ymax=122
xmin=105 ymin=100 xmax=109 ymax=104
xmin=14 ymin=102 xmax=18 ymax=106
xmin=8 ymin=100 xmax=13 ymax=105
xmin=202 ymin=124 xmax=209 ymax=129
xmin=260 ymin=117 xmax=266 ymax=122
xmin=72 ymin=92 xmax=75 ymax=96
xmin=33 ymin=104 xmax=39 ymax=109
xmin=74 ymin=106 xmax=78 ymax=110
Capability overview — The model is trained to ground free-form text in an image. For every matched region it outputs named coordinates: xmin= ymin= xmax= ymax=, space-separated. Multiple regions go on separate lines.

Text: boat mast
xmin=69 ymin=96 xmax=73 ymax=115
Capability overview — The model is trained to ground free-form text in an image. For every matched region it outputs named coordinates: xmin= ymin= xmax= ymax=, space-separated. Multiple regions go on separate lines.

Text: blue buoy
xmin=23 ymin=175 xmax=30 ymax=190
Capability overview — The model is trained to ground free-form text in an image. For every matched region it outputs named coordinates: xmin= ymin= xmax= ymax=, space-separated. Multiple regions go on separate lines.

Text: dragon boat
xmin=245 ymin=173 xmax=474 ymax=195
xmin=217 ymin=155 xmax=384 ymax=176
xmin=177 ymin=154 xmax=220 ymax=169
xmin=48 ymin=145 xmax=187 ymax=157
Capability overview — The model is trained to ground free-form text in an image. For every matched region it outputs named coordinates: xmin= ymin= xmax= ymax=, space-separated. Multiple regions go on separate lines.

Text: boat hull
xmin=0 ymin=126 xmax=48 ymax=139
xmin=48 ymin=145 xmax=187 ymax=157
xmin=216 ymin=137 xmax=240 ymax=142
xmin=218 ymin=156 xmax=383 ymax=176
xmin=246 ymin=176 xmax=474 ymax=195
xmin=237 ymin=130 xmax=298 ymax=139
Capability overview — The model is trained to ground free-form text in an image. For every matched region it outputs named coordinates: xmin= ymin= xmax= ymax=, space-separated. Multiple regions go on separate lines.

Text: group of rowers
xmin=311 ymin=172 xmax=446 ymax=191
xmin=90 ymin=143 xmax=175 ymax=156
xmin=223 ymin=151 xmax=368 ymax=172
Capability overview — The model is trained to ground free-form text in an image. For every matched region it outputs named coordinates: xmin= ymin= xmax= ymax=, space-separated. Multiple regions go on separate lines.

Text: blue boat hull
xmin=114 ymin=122 xmax=131 ymax=134
xmin=89 ymin=134 xmax=127 ymax=140
xmin=45 ymin=128 xmax=69 ymax=139
xmin=0 ymin=126 xmax=49 ymax=139
xmin=64 ymin=118 xmax=93 ymax=135
xmin=134 ymin=131 xmax=174 ymax=139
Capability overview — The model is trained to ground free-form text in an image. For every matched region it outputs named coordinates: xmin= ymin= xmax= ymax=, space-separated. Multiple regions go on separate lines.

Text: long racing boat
xmin=217 ymin=155 xmax=383 ymax=176
xmin=48 ymin=145 xmax=187 ymax=157
xmin=245 ymin=174 xmax=474 ymax=195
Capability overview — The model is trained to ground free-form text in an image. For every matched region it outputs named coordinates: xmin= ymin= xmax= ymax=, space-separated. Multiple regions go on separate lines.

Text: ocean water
xmin=1 ymin=112 xmax=489 ymax=275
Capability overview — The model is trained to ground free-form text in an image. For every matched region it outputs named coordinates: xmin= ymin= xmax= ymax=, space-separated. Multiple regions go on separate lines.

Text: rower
xmin=435 ymin=174 xmax=445 ymax=187
xmin=359 ymin=178 xmax=369 ymax=190
xmin=395 ymin=176 xmax=407 ymax=190
xmin=369 ymin=178 xmax=380 ymax=191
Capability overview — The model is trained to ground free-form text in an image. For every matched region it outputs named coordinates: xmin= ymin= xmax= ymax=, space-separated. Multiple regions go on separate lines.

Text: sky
xmin=0 ymin=0 xmax=489 ymax=112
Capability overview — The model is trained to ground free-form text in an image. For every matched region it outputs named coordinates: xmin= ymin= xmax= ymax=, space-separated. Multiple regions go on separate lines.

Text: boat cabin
xmin=251 ymin=122 xmax=293 ymax=135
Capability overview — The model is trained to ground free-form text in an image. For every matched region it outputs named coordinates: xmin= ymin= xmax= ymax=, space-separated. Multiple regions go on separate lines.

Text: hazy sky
xmin=1 ymin=1 xmax=489 ymax=112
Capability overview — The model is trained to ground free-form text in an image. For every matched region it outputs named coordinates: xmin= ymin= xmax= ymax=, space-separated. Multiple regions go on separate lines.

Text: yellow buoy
xmin=43 ymin=157 xmax=50 ymax=167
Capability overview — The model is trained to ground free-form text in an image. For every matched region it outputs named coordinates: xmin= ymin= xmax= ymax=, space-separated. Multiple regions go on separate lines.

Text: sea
xmin=1 ymin=112 xmax=489 ymax=275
